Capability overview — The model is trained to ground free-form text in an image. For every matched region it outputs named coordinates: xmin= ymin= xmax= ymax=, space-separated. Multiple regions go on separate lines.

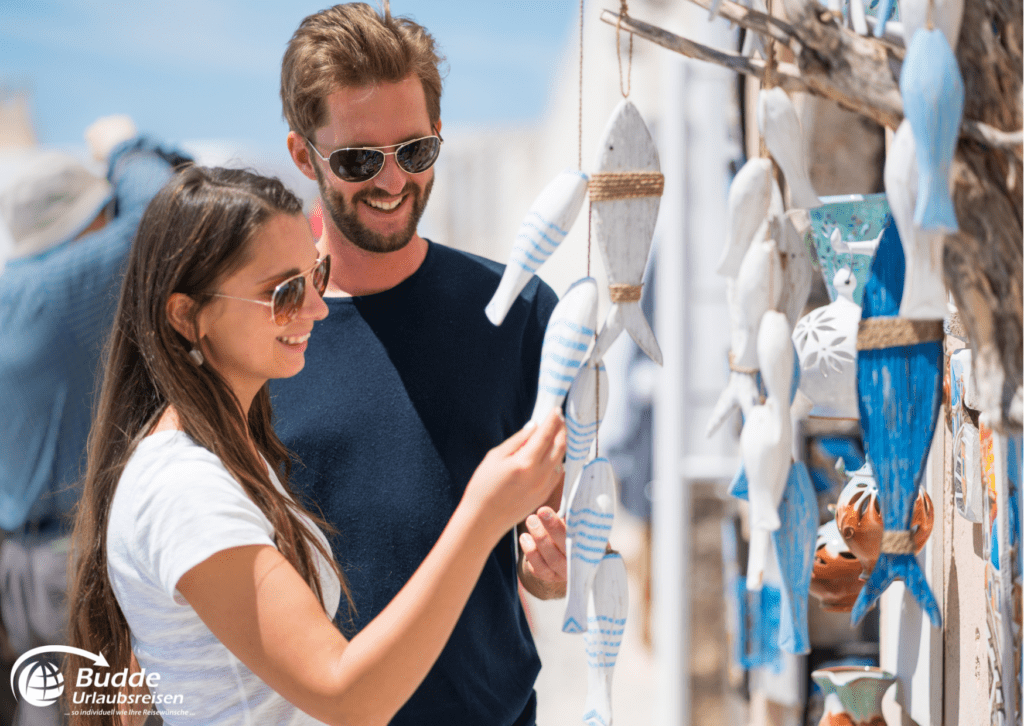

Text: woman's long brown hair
xmin=65 ymin=166 xmax=351 ymax=725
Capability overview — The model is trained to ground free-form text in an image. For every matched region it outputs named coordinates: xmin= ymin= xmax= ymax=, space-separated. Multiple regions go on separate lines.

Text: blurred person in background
xmin=0 ymin=116 xmax=190 ymax=726
xmin=273 ymin=4 xmax=568 ymax=724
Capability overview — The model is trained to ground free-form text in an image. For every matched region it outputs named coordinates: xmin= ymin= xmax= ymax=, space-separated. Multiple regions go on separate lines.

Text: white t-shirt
xmin=106 ymin=430 xmax=340 ymax=726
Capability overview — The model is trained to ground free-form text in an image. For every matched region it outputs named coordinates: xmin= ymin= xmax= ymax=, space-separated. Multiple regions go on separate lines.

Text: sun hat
xmin=0 ymin=150 xmax=113 ymax=260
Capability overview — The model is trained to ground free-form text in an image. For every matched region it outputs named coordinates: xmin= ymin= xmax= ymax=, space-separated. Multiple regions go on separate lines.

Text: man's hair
xmin=281 ymin=3 xmax=446 ymax=139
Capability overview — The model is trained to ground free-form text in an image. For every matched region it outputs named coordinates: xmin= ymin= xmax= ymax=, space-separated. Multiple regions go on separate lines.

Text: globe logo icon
xmin=17 ymin=660 xmax=64 ymax=707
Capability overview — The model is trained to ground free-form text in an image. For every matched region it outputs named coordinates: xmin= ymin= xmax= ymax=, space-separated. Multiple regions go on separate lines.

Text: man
xmin=0 ymin=118 xmax=189 ymax=726
xmin=272 ymin=4 xmax=567 ymax=724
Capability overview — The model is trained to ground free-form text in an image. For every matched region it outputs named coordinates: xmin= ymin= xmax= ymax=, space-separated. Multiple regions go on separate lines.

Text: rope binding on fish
xmin=728 ymin=351 xmax=759 ymax=375
xmin=588 ymin=171 xmax=664 ymax=201
xmin=856 ymin=318 xmax=944 ymax=350
xmin=609 ymin=283 xmax=643 ymax=303
xmin=880 ymin=530 xmax=916 ymax=554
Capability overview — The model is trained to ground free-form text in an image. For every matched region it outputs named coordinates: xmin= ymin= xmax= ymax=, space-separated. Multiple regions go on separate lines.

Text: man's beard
xmin=314 ymin=163 xmax=432 ymax=254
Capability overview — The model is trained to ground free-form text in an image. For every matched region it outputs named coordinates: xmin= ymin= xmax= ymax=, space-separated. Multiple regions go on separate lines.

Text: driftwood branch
xmin=962 ymin=120 xmax=1024 ymax=149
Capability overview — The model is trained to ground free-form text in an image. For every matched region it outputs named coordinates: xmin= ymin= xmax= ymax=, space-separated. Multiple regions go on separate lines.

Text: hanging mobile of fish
xmin=485 ymin=170 xmax=590 ymax=326
xmin=850 ymin=221 xmax=944 ymax=628
xmin=758 ymin=88 xmax=822 ymax=211
xmin=583 ymin=552 xmax=629 ymax=726
xmin=589 ymin=99 xmax=664 ymax=366
xmin=560 ymin=356 xmax=610 ymax=515
xmin=900 ymin=25 xmax=965 ymax=233
xmin=563 ymin=458 xmax=617 ymax=633
xmin=530 ymin=277 xmax=598 ymax=423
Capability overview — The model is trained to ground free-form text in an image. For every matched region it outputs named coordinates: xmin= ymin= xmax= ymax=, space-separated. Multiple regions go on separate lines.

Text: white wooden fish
xmin=731 ymin=232 xmax=783 ymax=371
xmin=486 ymin=170 xmax=590 ymax=326
xmin=900 ymin=0 xmax=965 ymax=52
xmin=590 ymin=100 xmax=663 ymax=366
xmin=900 ymin=28 xmax=964 ymax=233
xmin=792 ymin=268 xmax=861 ymax=419
xmin=531 ymin=277 xmax=598 ymax=423
xmin=742 ymin=311 xmax=794 ymax=590
xmin=583 ymin=552 xmax=628 ymax=726
xmin=717 ymin=157 xmax=774 ymax=277
xmin=758 ymin=88 xmax=822 ymax=210
xmin=885 ymin=120 xmax=948 ymax=320
xmin=559 ymin=356 xmax=610 ymax=515
xmin=775 ymin=209 xmax=814 ymax=330
xmin=563 ymin=458 xmax=616 ymax=634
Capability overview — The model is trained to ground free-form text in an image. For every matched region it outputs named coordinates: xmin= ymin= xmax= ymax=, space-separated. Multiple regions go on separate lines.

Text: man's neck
xmin=318 ymin=224 xmax=429 ymax=297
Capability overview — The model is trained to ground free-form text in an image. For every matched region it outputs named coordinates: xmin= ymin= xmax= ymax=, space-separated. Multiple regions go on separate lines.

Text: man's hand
xmin=517 ymin=506 xmax=567 ymax=600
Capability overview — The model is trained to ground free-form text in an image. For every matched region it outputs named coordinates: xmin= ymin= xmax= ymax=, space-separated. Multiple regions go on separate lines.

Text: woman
xmin=66 ymin=166 xmax=565 ymax=726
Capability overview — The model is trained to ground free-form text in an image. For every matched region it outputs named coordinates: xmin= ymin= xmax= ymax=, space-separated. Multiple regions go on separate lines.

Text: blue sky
xmin=2 ymin=1 xmax=578 ymax=153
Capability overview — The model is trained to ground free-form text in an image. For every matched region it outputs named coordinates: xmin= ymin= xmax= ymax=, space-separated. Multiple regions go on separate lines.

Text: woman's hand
xmin=462 ymin=408 xmax=566 ymax=539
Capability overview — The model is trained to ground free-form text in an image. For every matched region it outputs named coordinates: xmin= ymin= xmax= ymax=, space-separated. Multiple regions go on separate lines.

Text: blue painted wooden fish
xmin=564 ymin=458 xmax=616 ymax=634
xmin=485 ymin=170 xmax=589 ymax=326
xmin=850 ymin=220 xmax=943 ymax=628
xmin=583 ymin=552 xmax=628 ymax=726
xmin=900 ymin=28 xmax=964 ymax=232
xmin=531 ymin=277 xmax=597 ymax=423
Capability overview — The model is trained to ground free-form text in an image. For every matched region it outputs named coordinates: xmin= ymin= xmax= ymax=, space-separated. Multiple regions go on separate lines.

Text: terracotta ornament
xmin=809 ymin=521 xmax=865 ymax=612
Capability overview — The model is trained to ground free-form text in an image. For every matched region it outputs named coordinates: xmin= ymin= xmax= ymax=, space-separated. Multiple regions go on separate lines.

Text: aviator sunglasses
xmin=211 ymin=255 xmax=331 ymax=326
xmin=306 ymin=133 xmax=443 ymax=183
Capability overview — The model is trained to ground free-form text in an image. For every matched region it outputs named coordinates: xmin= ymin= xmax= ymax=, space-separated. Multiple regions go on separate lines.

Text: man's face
xmin=310 ymin=76 xmax=437 ymax=254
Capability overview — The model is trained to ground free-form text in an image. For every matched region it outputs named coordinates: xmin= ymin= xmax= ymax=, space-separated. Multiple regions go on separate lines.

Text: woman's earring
xmin=188 ymin=347 xmax=204 ymax=366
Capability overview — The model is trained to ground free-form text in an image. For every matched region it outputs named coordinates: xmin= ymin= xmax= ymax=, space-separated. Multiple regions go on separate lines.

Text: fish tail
xmin=622 ymin=302 xmax=663 ymax=366
xmin=851 ymin=553 xmax=942 ymax=628
xmin=913 ymin=173 xmax=959 ymax=233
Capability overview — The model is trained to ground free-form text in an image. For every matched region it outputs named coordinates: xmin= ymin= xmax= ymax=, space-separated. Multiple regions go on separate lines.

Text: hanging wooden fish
xmin=884 ymin=120 xmax=949 ymax=320
xmin=717 ymin=157 xmax=774 ymax=278
xmin=741 ymin=311 xmax=794 ymax=590
xmin=758 ymin=88 xmax=822 ymax=210
xmin=485 ymin=170 xmax=590 ymax=326
xmin=900 ymin=0 xmax=965 ymax=52
xmin=792 ymin=268 xmax=862 ymax=420
xmin=559 ymin=356 xmax=610 ymax=514
xmin=949 ymin=348 xmax=984 ymax=522
xmin=900 ymin=28 xmax=964 ymax=233
xmin=530 ymin=277 xmax=598 ymax=423
xmin=563 ymin=458 xmax=616 ymax=634
xmin=583 ymin=552 xmax=628 ymax=726
xmin=772 ymin=459 xmax=817 ymax=655
xmin=850 ymin=222 xmax=944 ymax=628
xmin=589 ymin=99 xmax=664 ymax=366
xmin=733 ymin=234 xmax=784 ymax=372
xmin=775 ymin=209 xmax=814 ymax=330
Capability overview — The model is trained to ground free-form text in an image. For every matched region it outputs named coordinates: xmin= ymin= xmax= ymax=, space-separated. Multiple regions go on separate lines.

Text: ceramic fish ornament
xmin=741 ymin=311 xmax=794 ymax=590
xmin=531 ymin=277 xmax=597 ymax=423
xmin=851 ymin=223 xmax=943 ymax=628
xmin=884 ymin=121 xmax=948 ymax=320
xmin=717 ymin=158 xmax=774 ymax=277
xmin=792 ymin=268 xmax=861 ymax=419
xmin=900 ymin=0 xmax=965 ymax=51
xmin=900 ymin=28 xmax=964 ymax=233
xmin=758 ymin=88 xmax=821 ymax=210
xmin=590 ymin=100 xmax=663 ymax=366
xmin=772 ymin=460 xmax=816 ymax=655
xmin=560 ymin=356 xmax=610 ymax=515
xmin=583 ymin=552 xmax=628 ymax=726
xmin=563 ymin=459 xmax=616 ymax=633
xmin=485 ymin=170 xmax=589 ymax=326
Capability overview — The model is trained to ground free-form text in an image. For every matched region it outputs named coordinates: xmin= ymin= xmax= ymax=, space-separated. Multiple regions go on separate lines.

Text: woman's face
xmin=194 ymin=212 xmax=328 ymax=407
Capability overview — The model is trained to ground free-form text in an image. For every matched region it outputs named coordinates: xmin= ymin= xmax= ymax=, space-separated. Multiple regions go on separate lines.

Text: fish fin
xmin=485 ymin=269 xmax=532 ymax=326
xmin=621 ymin=303 xmax=663 ymax=366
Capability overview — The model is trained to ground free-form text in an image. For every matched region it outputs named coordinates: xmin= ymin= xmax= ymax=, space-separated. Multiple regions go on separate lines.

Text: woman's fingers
xmin=494 ymin=418 xmax=538 ymax=456
xmin=516 ymin=408 xmax=564 ymax=465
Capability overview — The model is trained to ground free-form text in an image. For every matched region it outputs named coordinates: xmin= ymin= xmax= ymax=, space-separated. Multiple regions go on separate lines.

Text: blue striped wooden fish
xmin=850 ymin=220 xmax=943 ymax=628
xmin=564 ymin=458 xmax=616 ymax=634
xmin=583 ymin=552 xmax=628 ymax=726
xmin=900 ymin=28 xmax=964 ymax=233
xmin=560 ymin=356 xmax=610 ymax=515
xmin=531 ymin=277 xmax=598 ymax=423
xmin=485 ymin=170 xmax=590 ymax=326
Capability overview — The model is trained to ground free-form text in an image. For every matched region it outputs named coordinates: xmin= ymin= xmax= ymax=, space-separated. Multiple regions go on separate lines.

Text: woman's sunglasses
xmin=306 ymin=133 xmax=443 ymax=183
xmin=211 ymin=256 xmax=331 ymax=326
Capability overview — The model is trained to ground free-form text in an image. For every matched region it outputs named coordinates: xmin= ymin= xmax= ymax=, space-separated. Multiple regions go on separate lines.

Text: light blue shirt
xmin=0 ymin=138 xmax=182 ymax=530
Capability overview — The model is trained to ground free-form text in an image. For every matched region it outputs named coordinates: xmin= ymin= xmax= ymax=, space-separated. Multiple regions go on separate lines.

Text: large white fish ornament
xmin=530 ymin=277 xmax=598 ymax=423
xmin=884 ymin=120 xmax=948 ymax=320
xmin=563 ymin=459 xmax=616 ymax=633
xmin=590 ymin=99 xmax=663 ymax=366
xmin=758 ymin=88 xmax=821 ymax=210
xmin=583 ymin=552 xmax=629 ymax=726
xmin=560 ymin=356 xmax=610 ymax=514
xmin=485 ymin=170 xmax=590 ymax=326
xmin=900 ymin=28 xmax=964 ymax=233
xmin=742 ymin=311 xmax=794 ymax=590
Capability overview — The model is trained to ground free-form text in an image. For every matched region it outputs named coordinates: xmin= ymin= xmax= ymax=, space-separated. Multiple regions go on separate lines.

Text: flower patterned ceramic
xmin=807 ymin=194 xmax=890 ymax=304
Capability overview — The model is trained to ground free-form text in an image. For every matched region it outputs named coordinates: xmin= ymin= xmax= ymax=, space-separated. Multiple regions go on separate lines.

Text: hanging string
xmin=587 ymin=203 xmax=593 ymax=278
xmin=925 ymin=0 xmax=935 ymax=30
xmin=578 ymin=0 xmax=585 ymax=171
xmin=615 ymin=0 xmax=634 ymax=98
xmin=594 ymin=360 xmax=601 ymax=457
